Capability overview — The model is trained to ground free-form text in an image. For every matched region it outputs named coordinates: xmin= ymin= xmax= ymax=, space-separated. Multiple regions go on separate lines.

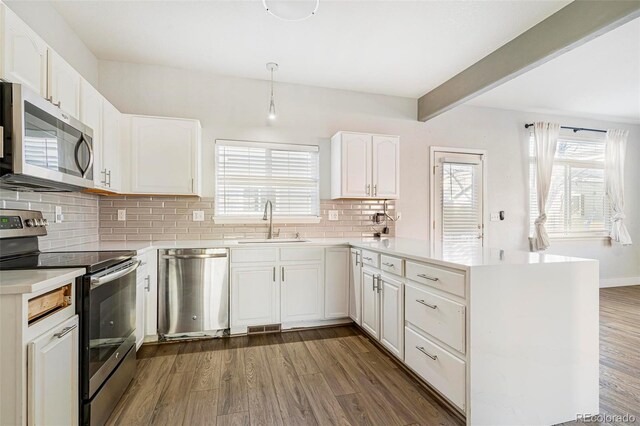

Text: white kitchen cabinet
xmin=80 ymin=79 xmax=104 ymax=187
xmin=47 ymin=50 xmax=81 ymax=119
xmin=129 ymin=115 xmax=201 ymax=195
xmin=135 ymin=261 xmax=147 ymax=350
xmin=143 ymin=251 xmax=158 ymax=337
xmin=361 ymin=268 xmax=380 ymax=339
xmin=324 ymin=248 xmax=350 ymax=319
xmin=331 ymin=131 xmax=399 ymax=199
xmin=101 ymin=99 xmax=122 ymax=192
xmin=0 ymin=4 xmax=48 ymax=96
xmin=231 ymin=265 xmax=278 ymax=328
xmin=348 ymin=248 xmax=362 ymax=324
xmin=281 ymin=263 xmax=324 ymax=322
xmin=379 ymin=273 xmax=404 ymax=359
xmin=28 ymin=315 xmax=79 ymax=426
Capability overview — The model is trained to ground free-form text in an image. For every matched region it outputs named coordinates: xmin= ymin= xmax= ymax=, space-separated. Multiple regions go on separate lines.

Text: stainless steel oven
xmin=0 ymin=82 xmax=94 ymax=191
xmin=79 ymin=259 xmax=139 ymax=426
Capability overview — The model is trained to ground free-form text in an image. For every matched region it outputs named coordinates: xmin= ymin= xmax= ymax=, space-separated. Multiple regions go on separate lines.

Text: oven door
xmin=80 ymin=260 xmax=139 ymax=399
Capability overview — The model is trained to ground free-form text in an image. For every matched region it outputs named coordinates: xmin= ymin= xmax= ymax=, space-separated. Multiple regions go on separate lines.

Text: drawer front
xmin=280 ymin=247 xmax=323 ymax=262
xmin=405 ymin=327 xmax=466 ymax=410
xmin=380 ymin=254 xmax=404 ymax=276
xmin=230 ymin=248 xmax=277 ymax=263
xmin=405 ymin=284 xmax=465 ymax=353
xmin=360 ymin=250 xmax=380 ymax=268
xmin=406 ymin=261 xmax=465 ymax=298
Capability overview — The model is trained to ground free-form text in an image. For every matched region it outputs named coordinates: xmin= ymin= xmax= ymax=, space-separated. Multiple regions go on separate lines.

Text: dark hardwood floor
xmin=108 ymin=286 xmax=640 ymax=426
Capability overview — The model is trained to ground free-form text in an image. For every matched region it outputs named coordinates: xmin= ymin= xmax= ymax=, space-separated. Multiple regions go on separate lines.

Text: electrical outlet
xmin=117 ymin=209 xmax=126 ymax=221
xmin=328 ymin=210 xmax=339 ymax=221
xmin=490 ymin=212 xmax=504 ymax=222
xmin=192 ymin=211 xmax=205 ymax=221
xmin=55 ymin=206 xmax=63 ymax=223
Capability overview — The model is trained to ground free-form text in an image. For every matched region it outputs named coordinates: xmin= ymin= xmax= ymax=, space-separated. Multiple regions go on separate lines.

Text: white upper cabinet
xmin=47 ymin=50 xmax=81 ymax=119
xmin=129 ymin=115 xmax=201 ymax=195
xmin=100 ymin=99 xmax=122 ymax=192
xmin=331 ymin=131 xmax=399 ymax=199
xmin=80 ymin=79 xmax=104 ymax=187
xmin=0 ymin=4 xmax=48 ymax=96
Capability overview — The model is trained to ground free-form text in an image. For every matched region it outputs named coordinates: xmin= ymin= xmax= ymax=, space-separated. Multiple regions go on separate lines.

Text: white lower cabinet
xmin=348 ymin=249 xmax=362 ymax=324
xmin=325 ymin=248 xmax=349 ymax=319
xmin=231 ymin=265 xmax=279 ymax=327
xmin=135 ymin=261 xmax=147 ymax=350
xmin=28 ymin=315 xmax=79 ymax=426
xmin=281 ymin=263 xmax=323 ymax=322
xmin=379 ymin=274 xmax=404 ymax=359
xmin=361 ymin=268 xmax=380 ymax=339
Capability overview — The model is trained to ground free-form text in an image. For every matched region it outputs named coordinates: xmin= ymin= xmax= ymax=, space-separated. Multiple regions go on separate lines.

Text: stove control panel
xmin=0 ymin=216 xmax=23 ymax=229
xmin=0 ymin=209 xmax=48 ymax=238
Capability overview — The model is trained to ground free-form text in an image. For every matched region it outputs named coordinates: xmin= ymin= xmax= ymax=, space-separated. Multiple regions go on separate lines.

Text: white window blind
xmin=529 ymin=133 xmax=610 ymax=237
xmin=215 ymin=140 xmax=320 ymax=218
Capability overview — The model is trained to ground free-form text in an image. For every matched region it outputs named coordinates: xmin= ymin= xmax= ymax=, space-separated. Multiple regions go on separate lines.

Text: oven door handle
xmin=90 ymin=260 xmax=140 ymax=289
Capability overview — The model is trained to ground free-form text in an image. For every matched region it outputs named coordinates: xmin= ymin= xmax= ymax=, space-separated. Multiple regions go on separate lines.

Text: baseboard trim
xmin=600 ymin=277 xmax=640 ymax=288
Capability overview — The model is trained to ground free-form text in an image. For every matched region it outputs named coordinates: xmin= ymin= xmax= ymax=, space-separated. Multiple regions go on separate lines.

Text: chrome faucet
xmin=262 ymin=200 xmax=274 ymax=239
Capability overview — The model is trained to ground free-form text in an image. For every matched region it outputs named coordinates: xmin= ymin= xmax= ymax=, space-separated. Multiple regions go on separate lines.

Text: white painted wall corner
xmin=600 ymin=276 xmax=640 ymax=288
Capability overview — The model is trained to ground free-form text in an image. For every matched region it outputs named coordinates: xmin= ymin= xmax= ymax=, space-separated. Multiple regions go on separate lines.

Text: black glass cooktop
xmin=0 ymin=251 xmax=135 ymax=273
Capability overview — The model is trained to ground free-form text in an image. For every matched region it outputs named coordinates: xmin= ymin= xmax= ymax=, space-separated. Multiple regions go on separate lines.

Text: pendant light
xmin=266 ymin=62 xmax=278 ymax=120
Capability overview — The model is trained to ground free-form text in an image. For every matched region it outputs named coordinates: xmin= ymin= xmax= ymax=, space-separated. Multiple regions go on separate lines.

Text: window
xmin=215 ymin=140 xmax=320 ymax=220
xmin=529 ymin=132 xmax=610 ymax=238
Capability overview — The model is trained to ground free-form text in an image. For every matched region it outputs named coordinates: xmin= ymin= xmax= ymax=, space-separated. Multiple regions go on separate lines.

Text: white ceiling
xmin=49 ymin=0 xmax=570 ymax=98
xmin=467 ymin=18 xmax=640 ymax=124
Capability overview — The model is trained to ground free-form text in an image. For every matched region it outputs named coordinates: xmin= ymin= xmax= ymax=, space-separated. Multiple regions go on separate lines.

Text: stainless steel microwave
xmin=0 ymin=82 xmax=94 ymax=191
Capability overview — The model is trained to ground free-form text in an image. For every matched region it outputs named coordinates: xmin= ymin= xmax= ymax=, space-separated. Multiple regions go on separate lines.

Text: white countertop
xmin=0 ymin=268 xmax=85 ymax=295
xmin=55 ymin=238 xmax=593 ymax=269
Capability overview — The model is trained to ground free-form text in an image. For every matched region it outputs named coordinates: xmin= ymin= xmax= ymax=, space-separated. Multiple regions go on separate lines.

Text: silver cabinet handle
xmin=372 ymin=274 xmax=377 ymax=291
xmin=382 ymin=262 xmax=394 ymax=267
xmin=100 ymin=169 xmax=107 ymax=185
xmin=416 ymin=299 xmax=437 ymax=309
xmin=54 ymin=324 xmax=77 ymax=339
xmin=144 ymin=275 xmax=151 ymax=292
xmin=273 ymin=267 xmax=276 ymax=282
xmin=354 ymin=251 xmax=360 ymax=266
xmin=377 ymin=274 xmax=382 ymax=293
xmin=416 ymin=346 xmax=437 ymax=360
xmin=373 ymin=184 xmax=377 ymax=197
xmin=417 ymin=273 xmax=439 ymax=282
xmin=107 ymin=169 xmax=112 ymax=187
xmin=281 ymin=266 xmax=285 ymax=282
xmin=53 ymin=100 xmax=61 ymax=107
xmin=363 ymin=256 xmax=373 ymax=261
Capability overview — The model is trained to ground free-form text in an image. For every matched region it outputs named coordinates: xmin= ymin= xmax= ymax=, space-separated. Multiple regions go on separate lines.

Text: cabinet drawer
xmin=405 ymin=284 xmax=465 ymax=353
xmin=405 ymin=327 xmax=466 ymax=410
xmin=380 ymin=254 xmax=404 ymax=276
xmin=230 ymin=248 xmax=277 ymax=263
xmin=360 ymin=250 xmax=379 ymax=268
xmin=280 ymin=247 xmax=323 ymax=262
xmin=406 ymin=261 xmax=465 ymax=298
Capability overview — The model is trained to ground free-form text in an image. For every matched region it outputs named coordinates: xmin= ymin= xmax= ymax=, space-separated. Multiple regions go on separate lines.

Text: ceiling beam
xmin=417 ymin=1 xmax=640 ymax=122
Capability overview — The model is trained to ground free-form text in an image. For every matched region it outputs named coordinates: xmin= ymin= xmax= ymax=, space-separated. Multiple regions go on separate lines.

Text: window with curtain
xmin=215 ymin=140 xmax=320 ymax=219
xmin=529 ymin=133 xmax=611 ymax=238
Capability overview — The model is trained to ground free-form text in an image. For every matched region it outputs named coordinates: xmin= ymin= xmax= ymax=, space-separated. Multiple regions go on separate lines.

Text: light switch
xmin=117 ymin=209 xmax=126 ymax=221
xmin=328 ymin=210 xmax=339 ymax=221
xmin=193 ymin=211 xmax=205 ymax=221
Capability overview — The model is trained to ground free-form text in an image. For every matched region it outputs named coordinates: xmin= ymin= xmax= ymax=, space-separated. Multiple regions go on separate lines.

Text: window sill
xmin=212 ymin=216 xmax=321 ymax=225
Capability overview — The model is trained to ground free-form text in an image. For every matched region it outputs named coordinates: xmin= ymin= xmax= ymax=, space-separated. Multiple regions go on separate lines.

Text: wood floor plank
xmin=269 ymin=356 xmax=318 ymax=425
xmin=303 ymin=330 xmax=357 ymax=396
xmin=336 ymin=393 xmax=376 ymax=426
xmin=150 ymin=370 xmax=196 ymax=426
xmin=244 ymin=344 xmax=284 ymax=426
xmin=217 ymin=412 xmax=251 ymax=426
xmin=183 ymin=389 xmax=218 ymax=426
xmin=218 ymin=348 xmax=249 ymax=415
xmin=281 ymin=331 xmax=321 ymax=376
xmin=192 ymin=340 xmax=224 ymax=391
xmin=299 ymin=372 xmax=352 ymax=426
xmin=172 ymin=340 xmax=204 ymax=373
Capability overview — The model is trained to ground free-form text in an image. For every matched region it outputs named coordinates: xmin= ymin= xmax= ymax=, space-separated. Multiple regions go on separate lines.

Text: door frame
xmin=429 ymin=147 xmax=488 ymax=253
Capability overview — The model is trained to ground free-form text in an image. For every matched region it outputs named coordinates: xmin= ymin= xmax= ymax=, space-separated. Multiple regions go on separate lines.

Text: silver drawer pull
xmin=382 ymin=262 xmax=395 ymax=267
xmin=416 ymin=299 xmax=437 ymax=309
xmin=363 ymin=256 xmax=373 ymax=261
xmin=53 ymin=324 xmax=77 ymax=339
xmin=417 ymin=273 xmax=439 ymax=281
xmin=416 ymin=346 xmax=438 ymax=360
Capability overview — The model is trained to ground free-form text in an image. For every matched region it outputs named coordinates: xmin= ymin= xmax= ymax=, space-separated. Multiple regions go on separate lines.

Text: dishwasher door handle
xmin=161 ymin=254 xmax=228 ymax=260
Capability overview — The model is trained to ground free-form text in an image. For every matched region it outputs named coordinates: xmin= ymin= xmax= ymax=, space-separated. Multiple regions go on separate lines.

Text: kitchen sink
xmin=237 ymin=239 xmax=310 ymax=244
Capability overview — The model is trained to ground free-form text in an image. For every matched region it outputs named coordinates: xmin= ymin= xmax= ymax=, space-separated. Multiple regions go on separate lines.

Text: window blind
xmin=215 ymin=140 xmax=320 ymax=217
xmin=529 ymin=134 xmax=610 ymax=237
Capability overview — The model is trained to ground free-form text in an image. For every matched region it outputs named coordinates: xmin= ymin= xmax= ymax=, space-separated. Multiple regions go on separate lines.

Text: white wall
xmin=4 ymin=0 xmax=99 ymax=85
xmin=98 ymin=60 xmax=639 ymax=282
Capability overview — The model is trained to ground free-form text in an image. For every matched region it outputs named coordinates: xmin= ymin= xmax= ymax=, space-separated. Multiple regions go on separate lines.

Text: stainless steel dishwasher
xmin=158 ymin=248 xmax=229 ymax=340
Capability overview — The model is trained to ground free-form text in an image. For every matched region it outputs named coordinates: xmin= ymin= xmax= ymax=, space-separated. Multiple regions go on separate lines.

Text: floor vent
xmin=247 ymin=324 xmax=282 ymax=335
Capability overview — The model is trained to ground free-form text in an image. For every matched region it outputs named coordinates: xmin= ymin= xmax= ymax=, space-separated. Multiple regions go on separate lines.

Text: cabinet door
xmin=372 ymin=135 xmax=400 ymax=199
xmin=1 ymin=5 xmax=48 ymax=96
xmin=130 ymin=116 xmax=200 ymax=195
xmin=135 ymin=277 xmax=146 ymax=349
xmin=361 ymin=268 xmax=380 ymax=339
xmin=349 ymin=249 xmax=362 ymax=324
xmin=231 ymin=266 xmax=278 ymax=327
xmin=80 ymin=79 xmax=105 ymax=188
xmin=47 ymin=50 xmax=81 ymax=119
xmin=144 ymin=250 xmax=158 ymax=336
xmin=102 ymin=100 xmax=122 ymax=191
xmin=324 ymin=248 xmax=349 ymax=319
xmin=281 ymin=263 xmax=324 ymax=322
xmin=380 ymin=274 xmax=404 ymax=359
xmin=341 ymin=133 xmax=372 ymax=197
xmin=28 ymin=315 xmax=79 ymax=426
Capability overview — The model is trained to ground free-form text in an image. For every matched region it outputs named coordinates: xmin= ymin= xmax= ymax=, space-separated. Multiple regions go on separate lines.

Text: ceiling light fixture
xmin=266 ymin=62 xmax=278 ymax=120
xmin=262 ymin=0 xmax=319 ymax=22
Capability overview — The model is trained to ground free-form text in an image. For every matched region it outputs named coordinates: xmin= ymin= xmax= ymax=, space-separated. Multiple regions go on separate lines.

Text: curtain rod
xmin=524 ymin=123 xmax=607 ymax=134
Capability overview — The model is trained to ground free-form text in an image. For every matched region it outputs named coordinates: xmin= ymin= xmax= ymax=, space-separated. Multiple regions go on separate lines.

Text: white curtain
xmin=531 ymin=122 xmax=560 ymax=251
xmin=605 ymin=129 xmax=632 ymax=245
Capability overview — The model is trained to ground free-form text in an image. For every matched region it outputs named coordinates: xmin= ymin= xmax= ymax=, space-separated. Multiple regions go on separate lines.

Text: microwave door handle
xmin=74 ymin=134 xmax=94 ymax=178
xmin=90 ymin=261 xmax=140 ymax=289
